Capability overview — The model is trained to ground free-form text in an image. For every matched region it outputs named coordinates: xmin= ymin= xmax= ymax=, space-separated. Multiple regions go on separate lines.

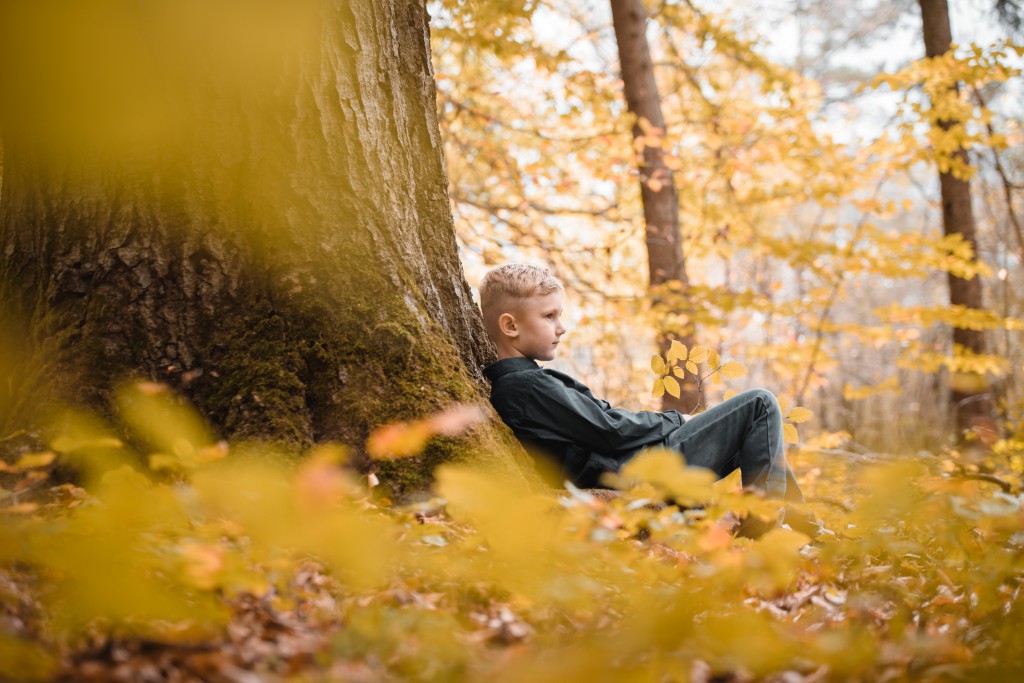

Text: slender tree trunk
xmin=917 ymin=0 xmax=996 ymax=439
xmin=0 ymin=1 xmax=532 ymax=496
xmin=609 ymin=0 xmax=698 ymax=413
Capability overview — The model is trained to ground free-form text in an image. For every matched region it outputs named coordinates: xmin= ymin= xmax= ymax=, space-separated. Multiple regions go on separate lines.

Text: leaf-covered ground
xmin=2 ymin=416 xmax=1024 ymax=682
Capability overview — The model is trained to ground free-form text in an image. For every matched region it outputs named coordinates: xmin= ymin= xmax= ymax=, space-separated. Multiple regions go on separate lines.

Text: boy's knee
xmin=743 ymin=388 xmax=780 ymax=417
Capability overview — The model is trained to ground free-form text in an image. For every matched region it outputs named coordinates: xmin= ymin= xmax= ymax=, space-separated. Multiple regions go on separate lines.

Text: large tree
xmin=0 ymin=1 xmax=531 ymax=495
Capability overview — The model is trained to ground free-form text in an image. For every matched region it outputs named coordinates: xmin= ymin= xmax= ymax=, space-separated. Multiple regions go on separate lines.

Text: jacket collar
xmin=482 ymin=356 xmax=541 ymax=381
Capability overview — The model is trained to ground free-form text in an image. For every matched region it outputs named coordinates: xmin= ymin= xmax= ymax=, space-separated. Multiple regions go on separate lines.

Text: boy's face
xmin=504 ymin=290 xmax=566 ymax=361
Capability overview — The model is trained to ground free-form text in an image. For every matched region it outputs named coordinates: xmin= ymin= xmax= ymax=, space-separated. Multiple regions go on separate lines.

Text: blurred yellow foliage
xmin=3 ymin=396 xmax=1024 ymax=680
xmin=613 ymin=448 xmax=717 ymax=507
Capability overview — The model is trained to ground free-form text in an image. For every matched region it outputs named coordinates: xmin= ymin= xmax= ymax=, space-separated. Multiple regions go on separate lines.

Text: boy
xmin=478 ymin=263 xmax=804 ymax=504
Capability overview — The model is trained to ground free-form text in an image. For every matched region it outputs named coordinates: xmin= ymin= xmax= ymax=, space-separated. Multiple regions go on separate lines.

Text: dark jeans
xmin=663 ymin=388 xmax=804 ymax=502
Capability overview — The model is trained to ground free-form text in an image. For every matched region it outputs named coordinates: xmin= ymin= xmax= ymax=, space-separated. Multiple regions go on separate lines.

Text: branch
xmin=971 ymin=85 xmax=1024 ymax=260
xmin=438 ymin=92 xmax=620 ymax=146
xmin=795 ymin=173 xmax=894 ymax=405
xmin=450 ymin=190 xmax=621 ymax=220
xmin=948 ymin=457 xmax=1016 ymax=493
xmin=0 ymin=430 xmax=26 ymax=444
xmin=807 ymin=495 xmax=853 ymax=513
xmin=955 ymin=472 xmax=1014 ymax=493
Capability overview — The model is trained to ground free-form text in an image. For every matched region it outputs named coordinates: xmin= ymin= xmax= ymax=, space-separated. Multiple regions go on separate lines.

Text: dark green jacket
xmin=483 ymin=356 xmax=685 ymax=487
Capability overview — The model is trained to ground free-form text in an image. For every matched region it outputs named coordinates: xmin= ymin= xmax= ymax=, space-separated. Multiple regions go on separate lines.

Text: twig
xmin=807 ymin=495 xmax=853 ymax=512
xmin=947 ymin=457 xmax=1016 ymax=493
xmin=972 ymin=85 xmax=1024 ymax=258
xmin=796 ymin=173 xmax=893 ymax=406
xmin=806 ymin=448 xmax=890 ymax=463
xmin=954 ymin=472 xmax=1014 ymax=493
xmin=0 ymin=430 xmax=26 ymax=444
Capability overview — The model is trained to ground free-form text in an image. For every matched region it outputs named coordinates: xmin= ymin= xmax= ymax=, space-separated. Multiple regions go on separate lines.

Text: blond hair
xmin=478 ymin=264 xmax=563 ymax=342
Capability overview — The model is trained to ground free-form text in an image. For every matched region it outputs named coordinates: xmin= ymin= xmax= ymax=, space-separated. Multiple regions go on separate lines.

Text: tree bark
xmin=609 ymin=0 xmax=699 ymax=413
xmin=917 ymin=0 xmax=996 ymax=439
xmin=0 ymin=1 xmax=532 ymax=496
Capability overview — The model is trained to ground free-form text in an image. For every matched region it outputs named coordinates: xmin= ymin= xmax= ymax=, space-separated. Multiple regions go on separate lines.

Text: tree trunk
xmin=0 ymin=1 xmax=532 ymax=496
xmin=917 ymin=0 xmax=996 ymax=439
xmin=609 ymin=0 xmax=699 ymax=413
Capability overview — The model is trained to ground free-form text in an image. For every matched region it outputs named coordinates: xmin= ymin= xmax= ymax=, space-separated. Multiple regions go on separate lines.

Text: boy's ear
xmin=498 ymin=312 xmax=518 ymax=338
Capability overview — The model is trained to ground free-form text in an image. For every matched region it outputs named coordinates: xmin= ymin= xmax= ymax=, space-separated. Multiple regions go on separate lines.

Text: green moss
xmin=184 ymin=288 xmax=480 ymax=498
xmin=370 ymin=321 xmax=417 ymax=364
xmin=332 ymin=323 xmax=484 ymax=498
xmin=287 ymin=291 xmax=535 ymax=500
xmin=7 ymin=268 xmax=536 ymax=500
xmin=373 ymin=435 xmax=471 ymax=500
xmin=201 ymin=311 xmax=313 ymax=446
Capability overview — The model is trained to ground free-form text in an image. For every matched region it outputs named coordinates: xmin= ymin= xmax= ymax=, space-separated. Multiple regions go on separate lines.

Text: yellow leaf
xmin=685 ymin=360 xmax=699 ymax=376
xmin=787 ymin=407 xmax=813 ymax=424
xmin=193 ymin=441 xmax=230 ymax=464
xmin=720 ymin=361 xmax=748 ymax=379
xmin=666 ymin=340 xmax=687 ymax=364
xmin=777 ymin=395 xmax=791 ymax=414
xmin=366 ymin=421 xmax=432 ymax=459
xmin=5 ymin=503 xmax=39 ymax=515
xmin=708 ymin=349 xmax=721 ymax=368
xmin=651 ymin=354 xmax=667 ymax=375
xmin=426 ymin=404 xmax=487 ymax=436
xmin=672 ymin=367 xmax=687 ymax=378
xmin=179 ymin=541 xmax=226 ymax=590
xmin=51 ymin=435 xmax=124 ymax=453
xmin=115 ymin=382 xmax=213 ymax=462
xmin=617 ymin=448 xmax=716 ymax=506
xmin=664 ymin=375 xmax=681 ymax=398
xmin=698 ymin=524 xmax=734 ymax=552
xmin=746 ymin=528 xmax=811 ymax=591
xmin=149 ymin=453 xmax=193 ymax=472
xmin=295 ymin=445 xmax=357 ymax=506
xmin=653 ymin=378 xmax=666 ymax=398
xmin=723 ymin=388 xmax=737 ymax=400
xmin=12 ymin=452 xmax=56 ymax=471
xmin=783 ymin=422 xmax=799 ymax=444
xmin=689 ymin=345 xmax=709 ymax=364
xmin=436 ymin=465 xmax=561 ymax=560
xmin=0 ymin=634 xmax=58 ymax=682
xmin=366 ymin=404 xmax=486 ymax=460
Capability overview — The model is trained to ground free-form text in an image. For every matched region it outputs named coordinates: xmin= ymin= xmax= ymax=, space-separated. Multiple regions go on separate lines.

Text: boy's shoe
xmin=733 ymin=506 xmax=823 ymax=540
xmin=781 ymin=506 xmax=824 ymax=539
xmin=733 ymin=506 xmax=786 ymax=540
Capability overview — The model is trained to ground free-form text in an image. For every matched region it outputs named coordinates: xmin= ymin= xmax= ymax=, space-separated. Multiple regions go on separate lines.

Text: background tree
xmin=431 ymin=0 xmax=660 ymax=406
xmin=0 ymin=1 xmax=533 ymax=495
xmin=433 ymin=0 xmax=1022 ymax=453
xmin=917 ymin=0 xmax=996 ymax=437
xmin=996 ymin=0 xmax=1024 ymax=38
xmin=609 ymin=0 xmax=699 ymax=413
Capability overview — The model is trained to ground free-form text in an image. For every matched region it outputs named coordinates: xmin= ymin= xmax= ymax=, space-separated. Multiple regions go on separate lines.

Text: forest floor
xmin=2 ymin=437 xmax=1023 ymax=683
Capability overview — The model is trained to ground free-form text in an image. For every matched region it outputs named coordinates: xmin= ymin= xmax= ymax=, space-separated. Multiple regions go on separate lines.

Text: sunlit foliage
xmin=3 ymin=392 xmax=1024 ymax=680
xmin=1 ymin=1 xmax=1023 ymax=680
xmin=436 ymin=1 xmax=1024 ymax=453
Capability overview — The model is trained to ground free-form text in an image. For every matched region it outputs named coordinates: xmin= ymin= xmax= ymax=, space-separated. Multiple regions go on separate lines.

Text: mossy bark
xmin=0 ymin=1 xmax=536 ymax=497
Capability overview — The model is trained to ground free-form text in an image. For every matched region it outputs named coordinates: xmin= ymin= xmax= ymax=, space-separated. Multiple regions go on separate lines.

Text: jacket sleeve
xmin=525 ymin=372 xmax=682 ymax=457
xmin=569 ymin=376 xmax=617 ymax=413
